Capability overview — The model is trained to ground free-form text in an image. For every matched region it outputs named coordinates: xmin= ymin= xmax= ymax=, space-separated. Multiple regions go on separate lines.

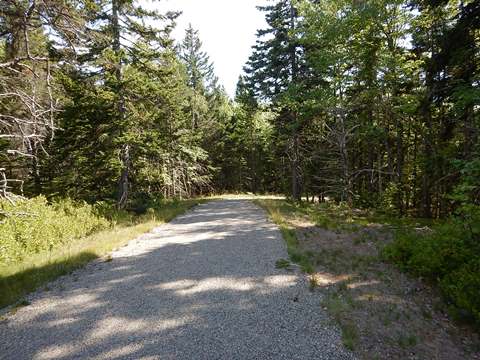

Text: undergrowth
xmin=256 ymin=197 xmax=480 ymax=359
xmin=383 ymin=205 xmax=480 ymax=327
xmin=0 ymin=197 xmax=204 ymax=309
xmin=263 ymin=199 xmax=434 ymax=233
xmin=0 ymin=196 xmax=109 ymax=264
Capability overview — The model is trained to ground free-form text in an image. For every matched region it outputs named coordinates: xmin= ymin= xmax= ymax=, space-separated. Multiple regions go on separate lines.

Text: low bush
xmin=0 ymin=197 xmax=203 ymax=308
xmin=441 ymin=259 xmax=480 ymax=323
xmin=0 ymin=196 xmax=109 ymax=264
xmin=383 ymin=205 xmax=480 ymax=326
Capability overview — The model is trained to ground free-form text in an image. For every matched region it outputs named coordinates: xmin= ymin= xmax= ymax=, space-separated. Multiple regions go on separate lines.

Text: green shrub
xmin=94 ymin=200 xmax=133 ymax=225
xmin=383 ymin=206 xmax=480 ymax=326
xmin=378 ymin=182 xmax=401 ymax=216
xmin=0 ymin=196 xmax=109 ymax=264
xmin=441 ymin=259 xmax=480 ymax=323
xmin=0 ymin=197 xmax=203 ymax=309
xmin=386 ymin=224 xmax=471 ymax=278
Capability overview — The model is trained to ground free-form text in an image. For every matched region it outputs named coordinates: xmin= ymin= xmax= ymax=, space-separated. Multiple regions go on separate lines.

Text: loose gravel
xmin=0 ymin=200 xmax=356 ymax=360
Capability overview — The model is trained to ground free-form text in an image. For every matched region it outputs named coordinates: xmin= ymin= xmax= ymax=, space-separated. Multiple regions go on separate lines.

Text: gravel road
xmin=0 ymin=199 xmax=355 ymax=360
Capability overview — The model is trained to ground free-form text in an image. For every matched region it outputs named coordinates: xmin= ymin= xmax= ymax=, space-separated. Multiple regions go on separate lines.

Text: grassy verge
xmin=255 ymin=198 xmax=479 ymax=359
xmin=256 ymin=199 xmax=360 ymax=350
xmin=279 ymin=200 xmax=436 ymax=232
xmin=255 ymin=199 xmax=314 ymax=274
xmin=0 ymin=199 xmax=205 ymax=309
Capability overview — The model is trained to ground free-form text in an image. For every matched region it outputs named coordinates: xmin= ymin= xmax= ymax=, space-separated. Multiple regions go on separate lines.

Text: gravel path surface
xmin=0 ymin=200 xmax=355 ymax=360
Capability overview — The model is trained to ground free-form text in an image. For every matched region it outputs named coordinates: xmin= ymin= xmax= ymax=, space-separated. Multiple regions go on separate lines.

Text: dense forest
xmin=1 ymin=0 xmax=478 ymax=217
xmin=0 ymin=0 xmax=479 ymax=327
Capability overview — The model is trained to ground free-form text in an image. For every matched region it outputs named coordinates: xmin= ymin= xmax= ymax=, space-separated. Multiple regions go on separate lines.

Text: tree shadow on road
xmin=0 ymin=200 xmax=350 ymax=360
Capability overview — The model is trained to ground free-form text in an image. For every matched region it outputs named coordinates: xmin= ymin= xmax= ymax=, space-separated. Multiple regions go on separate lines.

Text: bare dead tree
xmin=0 ymin=0 xmax=84 ymax=201
xmin=315 ymin=107 xmax=396 ymax=205
xmin=322 ymin=107 xmax=358 ymax=204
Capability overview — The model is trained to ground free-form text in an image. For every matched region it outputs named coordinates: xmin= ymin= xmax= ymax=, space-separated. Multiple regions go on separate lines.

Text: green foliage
xmin=178 ymin=24 xmax=215 ymax=93
xmin=384 ymin=152 xmax=480 ymax=325
xmin=384 ymin=208 xmax=480 ymax=325
xmin=0 ymin=197 xmax=108 ymax=264
xmin=2 ymin=0 xmax=478 ymax=220
xmin=379 ymin=183 xmax=401 ymax=216
xmin=384 ymin=223 xmax=469 ymax=278
xmin=441 ymin=259 xmax=480 ymax=324
xmin=452 ymin=155 xmax=480 ymax=206
xmin=216 ymin=97 xmax=277 ymax=193
xmin=0 ymin=198 xmax=203 ymax=308
xmin=275 ymin=258 xmax=291 ymax=269
xmin=243 ymin=0 xmax=307 ymax=200
xmin=44 ymin=74 xmax=119 ymax=201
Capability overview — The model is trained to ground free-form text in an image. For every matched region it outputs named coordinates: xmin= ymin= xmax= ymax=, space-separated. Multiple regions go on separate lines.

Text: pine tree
xmin=178 ymin=24 xmax=215 ymax=93
xmin=69 ymin=0 xmax=179 ymax=207
xmin=244 ymin=0 xmax=306 ymax=200
xmin=178 ymin=24 xmax=216 ymax=130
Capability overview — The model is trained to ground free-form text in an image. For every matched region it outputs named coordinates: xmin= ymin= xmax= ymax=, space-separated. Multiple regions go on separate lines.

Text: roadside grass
xmin=275 ymin=258 xmax=291 ymax=269
xmin=322 ymin=290 xmax=360 ymax=351
xmin=256 ymin=198 xmax=479 ymax=359
xmin=255 ymin=199 xmax=315 ymax=274
xmin=0 ymin=199 xmax=204 ymax=310
xmin=270 ymin=199 xmax=436 ymax=232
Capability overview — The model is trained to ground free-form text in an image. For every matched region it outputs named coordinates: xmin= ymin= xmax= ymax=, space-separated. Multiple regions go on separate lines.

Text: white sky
xmin=156 ymin=0 xmax=269 ymax=97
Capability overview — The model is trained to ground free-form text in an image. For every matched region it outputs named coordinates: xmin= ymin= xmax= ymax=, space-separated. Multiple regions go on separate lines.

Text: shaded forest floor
xmin=256 ymin=199 xmax=480 ymax=360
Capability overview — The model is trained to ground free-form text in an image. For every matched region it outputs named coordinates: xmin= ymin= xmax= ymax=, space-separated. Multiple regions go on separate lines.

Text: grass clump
xmin=341 ymin=321 xmax=359 ymax=351
xmin=308 ymin=275 xmax=319 ymax=291
xmin=323 ymin=292 xmax=359 ymax=350
xmin=397 ymin=333 xmax=418 ymax=348
xmin=275 ymin=258 xmax=291 ymax=269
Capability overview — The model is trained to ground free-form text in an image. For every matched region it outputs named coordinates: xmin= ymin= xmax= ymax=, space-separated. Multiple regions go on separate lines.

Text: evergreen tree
xmin=244 ymin=0 xmax=307 ymax=200
xmin=178 ymin=24 xmax=215 ymax=93
xmin=50 ymin=1 xmax=180 ymax=207
xmin=0 ymin=0 xmax=477 ymax=221
xmin=178 ymin=24 xmax=216 ymax=130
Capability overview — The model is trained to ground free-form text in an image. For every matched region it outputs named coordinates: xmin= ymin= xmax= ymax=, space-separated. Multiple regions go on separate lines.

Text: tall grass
xmin=0 ymin=198 xmax=204 ymax=309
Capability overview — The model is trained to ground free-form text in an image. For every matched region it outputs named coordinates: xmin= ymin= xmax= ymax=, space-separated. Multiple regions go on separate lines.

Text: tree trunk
xmin=112 ymin=0 xmax=129 ymax=209
xmin=396 ymin=118 xmax=404 ymax=214
xmin=289 ymin=4 xmax=301 ymax=202
xmin=291 ymin=126 xmax=301 ymax=202
xmin=118 ymin=144 xmax=130 ymax=209
xmin=30 ymin=144 xmax=42 ymax=195
xmin=421 ymin=100 xmax=433 ymax=218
